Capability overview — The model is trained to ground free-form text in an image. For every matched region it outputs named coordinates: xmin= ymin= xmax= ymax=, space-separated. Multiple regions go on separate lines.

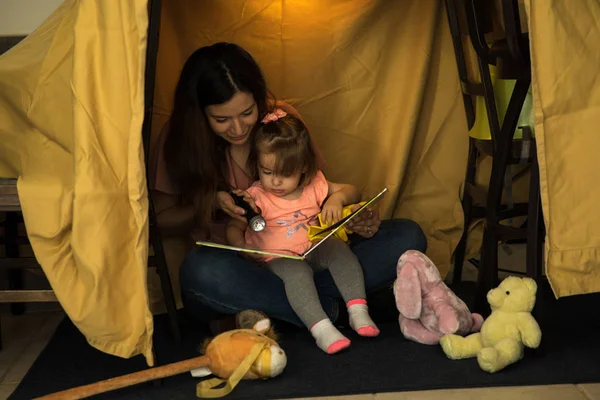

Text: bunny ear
xmin=394 ymin=262 xmax=422 ymax=319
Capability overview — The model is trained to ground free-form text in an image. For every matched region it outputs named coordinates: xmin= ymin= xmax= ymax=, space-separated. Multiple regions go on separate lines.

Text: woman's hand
xmin=217 ymin=189 xmax=259 ymax=223
xmin=321 ymin=195 xmax=344 ymax=226
xmin=346 ymin=204 xmax=381 ymax=239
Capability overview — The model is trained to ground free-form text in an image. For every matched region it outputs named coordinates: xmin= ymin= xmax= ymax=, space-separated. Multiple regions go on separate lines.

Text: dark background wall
xmin=0 ymin=36 xmax=26 ymax=55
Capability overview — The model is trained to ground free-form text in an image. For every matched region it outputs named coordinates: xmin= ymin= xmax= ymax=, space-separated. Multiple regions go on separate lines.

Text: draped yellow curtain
xmin=0 ymin=1 xmax=154 ymax=364
xmin=150 ymin=0 xmax=470 ymax=307
xmin=524 ymin=0 xmax=600 ymax=297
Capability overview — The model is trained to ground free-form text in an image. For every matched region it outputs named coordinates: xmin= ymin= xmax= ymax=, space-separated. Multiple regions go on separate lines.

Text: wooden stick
xmin=34 ymin=355 xmax=210 ymax=400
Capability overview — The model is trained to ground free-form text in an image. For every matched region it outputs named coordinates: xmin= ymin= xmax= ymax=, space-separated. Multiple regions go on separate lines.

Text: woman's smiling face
xmin=205 ymin=91 xmax=258 ymax=146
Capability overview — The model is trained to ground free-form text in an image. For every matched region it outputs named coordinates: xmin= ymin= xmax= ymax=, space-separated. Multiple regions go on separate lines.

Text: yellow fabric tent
xmin=149 ymin=0 xmax=470 ymax=309
xmin=1 ymin=0 xmax=599 ymax=364
xmin=0 ymin=1 xmax=154 ymax=364
xmin=524 ymin=0 xmax=600 ymax=297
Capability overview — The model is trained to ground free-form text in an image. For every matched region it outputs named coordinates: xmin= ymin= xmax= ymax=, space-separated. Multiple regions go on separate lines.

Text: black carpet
xmin=9 ymin=283 xmax=600 ymax=400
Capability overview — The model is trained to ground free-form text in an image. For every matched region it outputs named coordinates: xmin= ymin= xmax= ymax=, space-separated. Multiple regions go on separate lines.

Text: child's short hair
xmin=248 ymin=113 xmax=318 ymax=186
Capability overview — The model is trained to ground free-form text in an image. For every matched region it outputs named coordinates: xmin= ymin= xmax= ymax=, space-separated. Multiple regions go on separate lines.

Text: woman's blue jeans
xmin=179 ymin=218 xmax=427 ymax=327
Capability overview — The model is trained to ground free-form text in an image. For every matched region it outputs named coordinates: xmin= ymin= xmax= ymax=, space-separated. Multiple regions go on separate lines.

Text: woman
xmin=149 ymin=42 xmax=427 ymax=333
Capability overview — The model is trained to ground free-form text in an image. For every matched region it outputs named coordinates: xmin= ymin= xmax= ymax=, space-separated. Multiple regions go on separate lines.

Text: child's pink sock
xmin=310 ymin=319 xmax=351 ymax=354
xmin=347 ymin=299 xmax=380 ymax=337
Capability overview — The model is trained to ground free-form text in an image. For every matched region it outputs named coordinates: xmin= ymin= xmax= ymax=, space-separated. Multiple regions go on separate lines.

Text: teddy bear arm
xmin=516 ymin=312 xmax=542 ymax=348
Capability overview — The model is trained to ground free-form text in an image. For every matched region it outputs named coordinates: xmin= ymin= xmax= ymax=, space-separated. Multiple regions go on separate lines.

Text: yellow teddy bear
xmin=439 ymin=276 xmax=542 ymax=373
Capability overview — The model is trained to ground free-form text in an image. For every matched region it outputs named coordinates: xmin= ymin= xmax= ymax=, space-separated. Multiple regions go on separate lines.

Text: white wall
xmin=0 ymin=0 xmax=63 ymax=36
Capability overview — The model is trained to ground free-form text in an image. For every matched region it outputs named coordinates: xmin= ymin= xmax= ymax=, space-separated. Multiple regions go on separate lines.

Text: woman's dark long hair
xmin=164 ymin=42 xmax=271 ymax=228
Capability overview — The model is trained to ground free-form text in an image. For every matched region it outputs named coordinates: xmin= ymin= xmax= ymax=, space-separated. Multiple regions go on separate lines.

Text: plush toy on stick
xmin=36 ymin=318 xmax=286 ymax=399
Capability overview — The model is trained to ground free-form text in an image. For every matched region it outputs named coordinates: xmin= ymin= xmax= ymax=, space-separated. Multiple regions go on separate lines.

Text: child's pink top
xmin=245 ymin=171 xmax=329 ymax=261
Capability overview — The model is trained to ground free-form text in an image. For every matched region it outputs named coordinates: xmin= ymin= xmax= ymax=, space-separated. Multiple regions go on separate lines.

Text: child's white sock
xmin=347 ymin=299 xmax=380 ymax=337
xmin=310 ymin=318 xmax=351 ymax=354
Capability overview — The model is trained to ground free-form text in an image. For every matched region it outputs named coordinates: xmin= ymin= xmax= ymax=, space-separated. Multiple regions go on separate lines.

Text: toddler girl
xmin=226 ymin=109 xmax=379 ymax=354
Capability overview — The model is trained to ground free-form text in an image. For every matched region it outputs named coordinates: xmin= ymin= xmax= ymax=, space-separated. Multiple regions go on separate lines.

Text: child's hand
xmin=322 ymin=195 xmax=344 ymax=226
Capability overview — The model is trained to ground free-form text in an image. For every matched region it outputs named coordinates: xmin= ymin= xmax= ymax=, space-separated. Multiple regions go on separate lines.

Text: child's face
xmin=257 ymin=152 xmax=303 ymax=199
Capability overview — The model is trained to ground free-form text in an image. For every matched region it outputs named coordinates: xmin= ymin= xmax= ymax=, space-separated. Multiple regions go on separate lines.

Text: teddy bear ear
xmin=253 ymin=318 xmax=272 ymax=334
xmin=523 ymin=277 xmax=538 ymax=294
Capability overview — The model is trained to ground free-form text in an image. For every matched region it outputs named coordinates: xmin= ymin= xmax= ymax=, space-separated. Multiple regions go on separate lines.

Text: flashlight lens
xmin=250 ymin=217 xmax=267 ymax=232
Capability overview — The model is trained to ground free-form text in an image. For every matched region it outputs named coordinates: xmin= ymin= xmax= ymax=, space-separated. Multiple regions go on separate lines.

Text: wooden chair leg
xmin=474 ymin=78 xmax=531 ymax=316
xmin=474 ymin=138 xmax=507 ymax=315
xmin=475 ymin=229 xmax=499 ymax=315
xmin=149 ymin=199 xmax=181 ymax=343
xmin=6 ymin=212 xmax=25 ymax=316
xmin=453 ymin=138 xmax=479 ymax=285
xmin=451 ymin=198 xmax=469 ymax=284
xmin=141 ymin=0 xmax=179 ymax=343
xmin=526 ymin=146 xmax=544 ymax=317
xmin=8 ymin=270 xmax=25 ymax=316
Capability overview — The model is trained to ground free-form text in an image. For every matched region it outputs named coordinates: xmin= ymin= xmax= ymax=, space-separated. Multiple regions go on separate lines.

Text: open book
xmin=195 ymin=187 xmax=388 ymax=260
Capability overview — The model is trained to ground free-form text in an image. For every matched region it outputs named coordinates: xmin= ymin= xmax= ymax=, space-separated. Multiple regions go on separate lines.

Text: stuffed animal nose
xmin=486 ymin=288 xmax=504 ymax=307
xmin=268 ymin=345 xmax=287 ymax=377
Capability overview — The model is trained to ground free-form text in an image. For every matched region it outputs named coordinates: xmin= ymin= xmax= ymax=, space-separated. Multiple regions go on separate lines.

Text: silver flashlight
xmin=229 ymin=191 xmax=266 ymax=232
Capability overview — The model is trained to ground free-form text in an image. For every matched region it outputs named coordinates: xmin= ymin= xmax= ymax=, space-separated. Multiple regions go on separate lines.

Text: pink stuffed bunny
xmin=393 ymin=250 xmax=484 ymax=345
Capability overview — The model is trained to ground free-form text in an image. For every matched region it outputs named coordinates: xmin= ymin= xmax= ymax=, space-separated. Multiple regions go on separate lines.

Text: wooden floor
xmin=0 ymin=310 xmax=63 ymax=399
xmin=1 ymin=244 xmax=599 ymax=400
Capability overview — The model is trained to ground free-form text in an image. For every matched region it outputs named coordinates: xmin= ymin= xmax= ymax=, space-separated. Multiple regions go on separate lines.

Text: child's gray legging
xmin=266 ymin=238 xmax=367 ymax=329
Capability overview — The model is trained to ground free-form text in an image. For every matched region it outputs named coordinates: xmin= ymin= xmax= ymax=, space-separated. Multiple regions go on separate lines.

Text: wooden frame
xmin=444 ymin=0 xmax=544 ymax=316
